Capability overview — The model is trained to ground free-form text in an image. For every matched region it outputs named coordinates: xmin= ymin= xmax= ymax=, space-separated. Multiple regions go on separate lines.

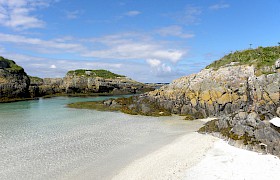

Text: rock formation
xmin=0 ymin=57 xmax=30 ymax=102
xmin=29 ymin=69 xmax=154 ymax=97
xmin=147 ymin=65 xmax=279 ymax=119
xmin=143 ymin=47 xmax=280 ymax=156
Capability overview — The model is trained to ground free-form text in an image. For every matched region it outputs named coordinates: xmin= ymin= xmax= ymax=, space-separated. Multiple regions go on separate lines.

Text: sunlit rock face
xmin=0 ymin=58 xmax=30 ymax=102
xmin=148 ymin=65 xmax=279 ymax=119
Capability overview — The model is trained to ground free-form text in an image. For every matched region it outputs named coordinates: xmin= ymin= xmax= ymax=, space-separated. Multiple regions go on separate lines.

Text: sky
xmin=0 ymin=0 xmax=279 ymax=83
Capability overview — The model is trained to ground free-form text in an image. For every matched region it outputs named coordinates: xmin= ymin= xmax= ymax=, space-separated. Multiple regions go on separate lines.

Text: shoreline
xmin=112 ymin=132 xmax=218 ymax=180
xmin=111 ymin=118 xmax=280 ymax=180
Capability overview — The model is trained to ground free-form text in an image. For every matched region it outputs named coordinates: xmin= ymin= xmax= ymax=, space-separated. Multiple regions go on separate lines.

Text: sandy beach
xmin=113 ymin=118 xmax=280 ymax=180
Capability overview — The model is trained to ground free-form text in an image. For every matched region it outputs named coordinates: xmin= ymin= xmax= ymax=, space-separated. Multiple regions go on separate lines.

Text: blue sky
xmin=0 ymin=0 xmax=279 ymax=82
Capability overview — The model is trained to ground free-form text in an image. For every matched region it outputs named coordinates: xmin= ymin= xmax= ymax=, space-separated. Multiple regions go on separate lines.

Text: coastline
xmin=112 ymin=118 xmax=280 ymax=180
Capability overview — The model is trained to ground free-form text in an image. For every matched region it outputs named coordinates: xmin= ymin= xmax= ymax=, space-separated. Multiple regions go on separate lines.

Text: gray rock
xmin=104 ymin=100 xmax=112 ymax=106
xmin=232 ymin=124 xmax=246 ymax=136
xmin=141 ymin=104 xmax=151 ymax=114
xmin=246 ymin=112 xmax=259 ymax=127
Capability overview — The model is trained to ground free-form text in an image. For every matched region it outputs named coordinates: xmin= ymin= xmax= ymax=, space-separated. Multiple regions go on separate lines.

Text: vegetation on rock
xmin=0 ymin=56 xmax=24 ymax=73
xmin=206 ymin=46 xmax=280 ymax=71
xmin=66 ymin=69 xmax=125 ymax=79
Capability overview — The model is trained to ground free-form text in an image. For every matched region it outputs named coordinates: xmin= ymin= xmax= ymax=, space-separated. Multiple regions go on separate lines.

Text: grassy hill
xmin=206 ymin=46 xmax=280 ymax=70
xmin=67 ymin=69 xmax=126 ymax=79
xmin=0 ymin=56 xmax=24 ymax=73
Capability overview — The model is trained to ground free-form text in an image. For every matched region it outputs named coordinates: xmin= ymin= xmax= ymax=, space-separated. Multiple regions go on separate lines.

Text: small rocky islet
xmin=1 ymin=46 xmax=280 ymax=157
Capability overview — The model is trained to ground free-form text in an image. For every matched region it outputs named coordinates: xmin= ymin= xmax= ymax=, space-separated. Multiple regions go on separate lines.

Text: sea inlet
xmin=0 ymin=96 xmax=203 ymax=180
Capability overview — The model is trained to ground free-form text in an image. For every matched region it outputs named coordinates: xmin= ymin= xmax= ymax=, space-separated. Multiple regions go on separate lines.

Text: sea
xmin=0 ymin=96 xmax=195 ymax=180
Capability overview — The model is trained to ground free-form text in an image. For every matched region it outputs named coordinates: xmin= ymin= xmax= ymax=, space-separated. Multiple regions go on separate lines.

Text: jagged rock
xmin=148 ymin=65 xmax=279 ymax=118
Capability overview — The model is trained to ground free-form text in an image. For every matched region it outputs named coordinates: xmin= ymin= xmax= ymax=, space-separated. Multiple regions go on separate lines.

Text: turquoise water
xmin=0 ymin=96 xmax=194 ymax=180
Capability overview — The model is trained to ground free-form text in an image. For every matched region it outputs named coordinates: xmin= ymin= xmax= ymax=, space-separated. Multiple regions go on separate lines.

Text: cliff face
xmin=0 ymin=58 xmax=30 ymax=102
xmin=148 ymin=65 xmax=279 ymax=118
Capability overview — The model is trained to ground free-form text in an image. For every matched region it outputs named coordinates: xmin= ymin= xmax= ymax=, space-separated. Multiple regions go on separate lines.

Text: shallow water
xmin=0 ymin=96 xmax=200 ymax=180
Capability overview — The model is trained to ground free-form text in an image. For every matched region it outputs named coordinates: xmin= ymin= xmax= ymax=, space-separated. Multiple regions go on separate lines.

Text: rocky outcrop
xmin=147 ymin=65 xmax=279 ymax=118
xmin=29 ymin=71 xmax=154 ymax=97
xmin=0 ymin=58 xmax=30 ymax=102
xmin=63 ymin=74 xmax=150 ymax=94
xmin=145 ymin=64 xmax=279 ymax=156
xmin=198 ymin=111 xmax=280 ymax=157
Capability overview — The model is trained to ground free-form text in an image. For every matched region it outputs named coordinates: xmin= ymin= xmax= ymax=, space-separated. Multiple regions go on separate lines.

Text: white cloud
xmin=50 ymin=64 xmax=56 ymax=69
xmin=0 ymin=32 xmax=185 ymax=63
xmin=209 ymin=3 xmax=230 ymax=10
xmin=157 ymin=25 xmax=194 ymax=39
xmin=0 ymin=33 xmax=86 ymax=53
xmin=146 ymin=58 xmax=172 ymax=75
xmin=0 ymin=30 xmax=189 ymax=82
xmin=0 ymin=0 xmax=56 ymax=30
xmin=146 ymin=59 xmax=161 ymax=67
xmin=124 ymin=11 xmax=141 ymax=17
xmin=85 ymin=33 xmax=185 ymax=63
xmin=1 ymin=46 xmax=187 ymax=82
xmin=161 ymin=63 xmax=171 ymax=73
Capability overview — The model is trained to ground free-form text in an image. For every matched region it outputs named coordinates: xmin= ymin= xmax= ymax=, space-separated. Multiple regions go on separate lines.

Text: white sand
xmin=112 ymin=133 xmax=218 ymax=180
xmin=184 ymin=140 xmax=280 ymax=180
xmin=112 ymin=118 xmax=280 ymax=180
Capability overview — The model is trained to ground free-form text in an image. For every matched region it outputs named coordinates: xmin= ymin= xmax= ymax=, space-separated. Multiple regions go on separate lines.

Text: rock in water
xmin=0 ymin=57 xmax=30 ymax=102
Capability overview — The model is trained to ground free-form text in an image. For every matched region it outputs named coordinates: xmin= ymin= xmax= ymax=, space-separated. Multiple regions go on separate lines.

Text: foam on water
xmin=0 ymin=96 xmax=200 ymax=180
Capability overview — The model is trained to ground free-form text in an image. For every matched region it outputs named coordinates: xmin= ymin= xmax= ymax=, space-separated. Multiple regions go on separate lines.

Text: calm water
xmin=0 ymin=96 xmax=197 ymax=180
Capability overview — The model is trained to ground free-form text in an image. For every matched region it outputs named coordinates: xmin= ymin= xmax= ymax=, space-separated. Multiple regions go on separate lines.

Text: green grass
xmin=206 ymin=46 xmax=280 ymax=70
xmin=67 ymin=69 xmax=125 ymax=79
xmin=0 ymin=56 xmax=24 ymax=73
